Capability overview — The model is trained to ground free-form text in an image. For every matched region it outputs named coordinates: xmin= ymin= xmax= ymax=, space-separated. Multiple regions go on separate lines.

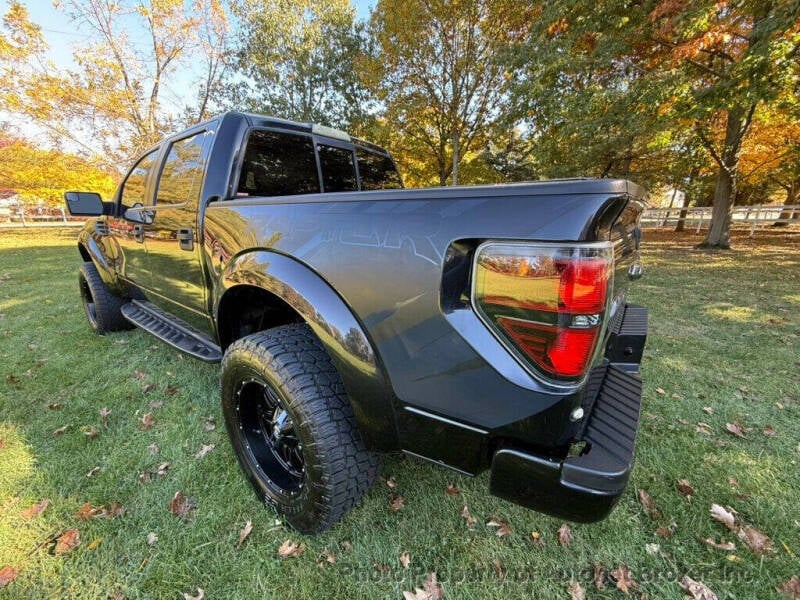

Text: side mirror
xmin=64 ymin=191 xmax=104 ymax=216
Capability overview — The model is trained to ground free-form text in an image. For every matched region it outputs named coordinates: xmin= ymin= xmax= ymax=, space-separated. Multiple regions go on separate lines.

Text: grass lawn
xmin=0 ymin=227 xmax=798 ymax=599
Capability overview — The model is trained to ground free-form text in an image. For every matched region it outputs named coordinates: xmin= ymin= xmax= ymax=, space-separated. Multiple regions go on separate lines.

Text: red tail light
xmin=473 ymin=242 xmax=613 ymax=382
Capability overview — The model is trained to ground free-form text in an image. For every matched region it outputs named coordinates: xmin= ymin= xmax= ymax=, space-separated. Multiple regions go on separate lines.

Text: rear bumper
xmin=489 ymin=306 xmax=647 ymax=522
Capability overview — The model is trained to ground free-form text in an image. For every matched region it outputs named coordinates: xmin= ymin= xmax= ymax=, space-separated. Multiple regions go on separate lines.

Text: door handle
xmin=177 ymin=227 xmax=194 ymax=251
xmin=133 ymin=224 xmax=144 ymax=243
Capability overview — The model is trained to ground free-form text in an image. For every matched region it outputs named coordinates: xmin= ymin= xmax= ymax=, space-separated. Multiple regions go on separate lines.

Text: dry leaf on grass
xmin=277 ymin=539 xmax=305 ymax=558
xmin=491 ymin=559 xmax=505 ymax=580
xmin=593 ymin=563 xmax=606 ymax=589
xmin=194 ymin=444 xmax=215 ymax=459
xmin=20 ymin=499 xmax=49 ymax=519
xmin=203 ymin=417 xmax=215 ymax=431
xmin=317 ymin=548 xmax=336 ymax=567
xmin=725 ymin=422 xmax=746 ymax=438
xmin=737 ymin=525 xmax=773 ymax=555
xmin=385 ymin=476 xmax=398 ymax=489
xmin=168 ymin=491 xmax=195 ymax=519
xmin=530 ymin=531 xmax=543 ymax=546
xmin=778 ymin=576 xmax=800 ymax=599
xmin=140 ymin=413 xmax=155 ymax=430
xmin=403 ymin=572 xmax=444 ymax=600
xmin=54 ymin=529 xmax=80 ymax=555
xmin=655 ymin=525 xmax=674 ymax=538
xmin=611 ymin=565 xmax=637 ymax=595
xmin=656 ymin=387 xmax=666 ymax=395
xmin=486 ymin=517 xmax=512 ymax=537
xmin=676 ymin=479 xmax=695 ymax=498
xmin=238 ymin=520 xmax=253 ymax=546
xmin=709 ymin=504 xmax=737 ymax=530
xmin=146 ymin=532 xmax=158 ymax=546
xmin=147 ymin=443 xmax=159 ymax=454
xmin=182 ymin=589 xmax=204 ymax=600
xmin=389 ymin=492 xmax=405 ymax=512
xmin=679 ymin=575 xmax=718 ymax=600
xmin=99 ymin=407 xmax=111 ymax=427
xmin=567 ymin=579 xmax=586 ymax=600
xmin=763 ymin=425 xmax=776 ymax=436
xmin=85 ymin=466 xmax=100 ymax=478
xmin=133 ymin=369 xmax=148 ymax=380
xmin=445 ymin=483 xmax=460 ymax=495
xmin=703 ymin=538 xmax=736 ymax=551
xmin=0 ymin=565 xmax=19 ymax=588
xmin=82 ymin=426 xmax=100 ymax=439
xmin=460 ymin=505 xmax=476 ymax=528
xmin=558 ymin=523 xmax=573 ymax=546
xmin=399 ymin=552 xmax=411 ymax=568
xmin=638 ymin=489 xmax=660 ymax=519
xmin=53 ymin=425 xmax=69 ymax=436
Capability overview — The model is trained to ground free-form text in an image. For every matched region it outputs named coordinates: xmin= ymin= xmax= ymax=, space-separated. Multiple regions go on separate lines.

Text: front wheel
xmin=221 ymin=324 xmax=380 ymax=533
xmin=78 ymin=261 xmax=130 ymax=334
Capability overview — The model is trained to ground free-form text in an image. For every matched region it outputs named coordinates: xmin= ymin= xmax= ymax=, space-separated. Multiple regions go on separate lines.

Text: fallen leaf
xmin=695 ymin=422 xmax=711 ymax=435
xmin=389 ymin=492 xmax=404 ymax=512
xmin=168 ymin=491 xmax=195 ymax=519
xmin=146 ymin=532 xmax=158 ymax=546
xmin=611 ymin=565 xmax=637 ymax=595
xmin=679 ymin=575 xmax=718 ymax=600
xmin=763 ymin=425 xmax=776 ymax=437
xmin=141 ymin=383 xmax=156 ymax=394
xmin=567 ymin=579 xmax=586 ymax=600
xmin=655 ymin=525 xmax=674 ymax=538
xmin=703 ymin=538 xmax=736 ymax=551
xmin=656 ymin=387 xmax=666 ymax=395
xmin=676 ymin=479 xmax=695 ymax=499
xmin=138 ymin=471 xmax=152 ymax=484
xmin=203 ymin=417 xmax=215 ymax=431
xmin=317 ymin=548 xmax=336 ymax=567
xmin=399 ymin=551 xmax=410 ymax=568
xmin=82 ymin=426 xmax=99 ymax=439
xmin=594 ymin=563 xmax=606 ymax=589
xmin=373 ymin=563 xmax=391 ymax=573
xmin=558 ymin=523 xmax=573 ymax=546
xmin=85 ymin=466 xmax=100 ymax=478
xmin=778 ymin=576 xmax=800 ymax=599
xmin=702 ymin=406 xmax=713 ymax=414
xmin=156 ymin=462 xmax=170 ymax=476
xmin=140 ymin=413 xmax=155 ymax=430
xmin=491 ymin=559 xmax=505 ymax=580
xmin=403 ymin=573 xmax=444 ymax=600
xmin=385 ymin=476 xmax=398 ymax=489
xmin=341 ymin=540 xmax=353 ymax=552
xmin=74 ymin=503 xmax=104 ymax=520
xmin=727 ymin=477 xmax=741 ymax=489
xmin=53 ymin=425 xmax=69 ymax=437
xmin=460 ymin=504 xmax=476 ymax=528
xmin=737 ymin=525 xmax=773 ymax=555
xmin=645 ymin=543 xmax=660 ymax=555
xmin=445 ymin=483 xmax=460 ymax=495
xmin=725 ymin=422 xmax=746 ymax=438
xmin=106 ymin=502 xmax=125 ymax=518
xmin=20 ymin=499 xmax=49 ymax=519
xmin=486 ymin=517 xmax=512 ymax=537
xmin=709 ymin=504 xmax=737 ymax=531
xmin=277 ymin=539 xmax=305 ymax=558
xmin=0 ymin=565 xmax=19 ymax=588
xmin=182 ymin=589 xmax=204 ymax=600
xmin=99 ymin=407 xmax=111 ymax=427
xmin=86 ymin=538 xmax=102 ymax=551
xmin=164 ymin=385 xmax=179 ymax=396
xmin=147 ymin=443 xmax=159 ymax=454
xmin=530 ymin=531 xmax=543 ymax=546
xmin=54 ymin=529 xmax=80 ymax=555
xmin=133 ymin=369 xmax=148 ymax=380
xmin=48 ymin=403 xmax=62 ymax=410
xmin=638 ymin=489 xmax=660 ymax=519
xmin=238 ymin=520 xmax=253 ymax=546
xmin=194 ymin=444 xmax=215 ymax=459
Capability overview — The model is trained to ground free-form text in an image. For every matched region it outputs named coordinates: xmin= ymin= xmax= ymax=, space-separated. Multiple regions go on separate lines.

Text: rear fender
xmin=218 ymin=250 xmax=399 ymax=451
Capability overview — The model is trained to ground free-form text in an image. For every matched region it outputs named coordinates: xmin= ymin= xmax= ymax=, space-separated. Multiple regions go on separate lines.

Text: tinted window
xmin=121 ymin=149 xmax=158 ymax=206
xmin=356 ymin=147 xmax=403 ymax=190
xmin=318 ymin=144 xmax=357 ymax=192
xmin=156 ymin=132 xmax=206 ymax=206
xmin=238 ymin=130 xmax=319 ymax=197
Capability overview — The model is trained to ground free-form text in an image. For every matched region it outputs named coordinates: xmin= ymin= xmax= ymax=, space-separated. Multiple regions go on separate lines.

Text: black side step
xmin=121 ymin=300 xmax=222 ymax=363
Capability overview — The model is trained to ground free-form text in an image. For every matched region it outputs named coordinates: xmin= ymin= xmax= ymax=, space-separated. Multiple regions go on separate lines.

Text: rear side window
xmin=318 ymin=144 xmax=357 ymax=192
xmin=356 ymin=147 xmax=403 ymax=190
xmin=156 ymin=132 xmax=206 ymax=206
xmin=238 ymin=130 xmax=319 ymax=197
xmin=121 ymin=149 xmax=159 ymax=206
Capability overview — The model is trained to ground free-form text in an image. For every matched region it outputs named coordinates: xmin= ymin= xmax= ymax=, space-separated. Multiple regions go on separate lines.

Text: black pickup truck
xmin=65 ymin=111 xmax=647 ymax=533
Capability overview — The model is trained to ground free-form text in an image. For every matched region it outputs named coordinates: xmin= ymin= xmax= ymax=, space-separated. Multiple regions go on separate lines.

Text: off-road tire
xmin=221 ymin=323 xmax=381 ymax=533
xmin=78 ymin=261 xmax=130 ymax=334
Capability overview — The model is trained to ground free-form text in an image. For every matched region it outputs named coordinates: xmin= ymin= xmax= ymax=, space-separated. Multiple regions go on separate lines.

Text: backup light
xmin=473 ymin=242 xmax=613 ymax=382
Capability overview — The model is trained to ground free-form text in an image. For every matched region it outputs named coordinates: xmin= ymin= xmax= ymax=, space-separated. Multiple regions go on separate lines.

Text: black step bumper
xmin=489 ymin=307 xmax=647 ymax=522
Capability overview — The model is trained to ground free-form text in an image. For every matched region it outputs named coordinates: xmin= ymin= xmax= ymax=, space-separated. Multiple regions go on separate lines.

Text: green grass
xmin=0 ymin=227 xmax=798 ymax=599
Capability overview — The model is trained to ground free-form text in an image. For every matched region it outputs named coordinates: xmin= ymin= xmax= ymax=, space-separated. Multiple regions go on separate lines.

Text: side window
xmin=356 ymin=147 xmax=403 ymax=191
xmin=121 ymin=149 xmax=159 ymax=207
xmin=156 ymin=132 xmax=206 ymax=206
xmin=318 ymin=144 xmax=357 ymax=193
xmin=237 ymin=130 xmax=319 ymax=197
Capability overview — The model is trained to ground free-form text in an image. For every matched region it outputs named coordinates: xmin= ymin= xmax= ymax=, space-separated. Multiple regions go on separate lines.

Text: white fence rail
xmin=642 ymin=205 xmax=800 ymax=236
xmin=0 ymin=206 xmax=85 ymax=228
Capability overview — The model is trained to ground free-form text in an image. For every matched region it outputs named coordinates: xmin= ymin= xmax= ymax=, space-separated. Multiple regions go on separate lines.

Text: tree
xmin=366 ymin=0 xmax=521 ymax=187
xmin=230 ymin=0 xmax=371 ymax=130
xmin=0 ymin=1 xmax=230 ymax=167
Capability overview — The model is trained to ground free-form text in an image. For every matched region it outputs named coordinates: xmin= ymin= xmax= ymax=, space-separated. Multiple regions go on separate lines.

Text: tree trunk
xmin=699 ymin=105 xmax=753 ymax=249
xmin=675 ymin=166 xmax=699 ymax=232
xmin=452 ymin=131 xmax=459 ymax=186
xmin=773 ymin=177 xmax=800 ymax=226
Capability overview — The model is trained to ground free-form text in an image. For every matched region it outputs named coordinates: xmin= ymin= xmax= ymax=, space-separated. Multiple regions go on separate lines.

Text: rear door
xmin=141 ymin=127 xmax=214 ymax=333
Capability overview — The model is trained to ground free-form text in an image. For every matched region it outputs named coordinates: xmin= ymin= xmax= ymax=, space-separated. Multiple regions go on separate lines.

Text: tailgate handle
xmin=177 ymin=227 xmax=194 ymax=251
xmin=133 ymin=224 xmax=144 ymax=243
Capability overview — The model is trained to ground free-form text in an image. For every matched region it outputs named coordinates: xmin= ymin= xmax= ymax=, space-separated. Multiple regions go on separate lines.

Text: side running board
xmin=120 ymin=300 xmax=222 ymax=363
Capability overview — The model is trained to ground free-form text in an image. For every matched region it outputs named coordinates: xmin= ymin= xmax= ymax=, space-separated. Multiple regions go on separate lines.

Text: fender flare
xmin=217 ymin=250 xmax=399 ymax=451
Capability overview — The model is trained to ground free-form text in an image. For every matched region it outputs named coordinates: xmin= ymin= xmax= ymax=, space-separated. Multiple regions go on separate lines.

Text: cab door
xmin=108 ymin=148 xmax=160 ymax=291
xmin=139 ymin=127 xmax=213 ymax=333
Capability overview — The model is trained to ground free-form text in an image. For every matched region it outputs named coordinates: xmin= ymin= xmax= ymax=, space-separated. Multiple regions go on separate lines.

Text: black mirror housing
xmin=64 ymin=191 xmax=104 ymax=216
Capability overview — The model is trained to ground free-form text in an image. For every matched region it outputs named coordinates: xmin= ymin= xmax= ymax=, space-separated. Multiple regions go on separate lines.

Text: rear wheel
xmin=221 ymin=323 xmax=380 ymax=533
xmin=78 ymin=261 xmax=129 ymax=334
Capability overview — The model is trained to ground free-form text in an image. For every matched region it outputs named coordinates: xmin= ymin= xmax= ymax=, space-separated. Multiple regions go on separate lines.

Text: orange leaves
xmin=0 ymin=565 xmax=19 ymax=588
xmin=20 ymin=499 xmax=49 ymax=519
xmin=54 ymin=529 xmax=80 ymax=555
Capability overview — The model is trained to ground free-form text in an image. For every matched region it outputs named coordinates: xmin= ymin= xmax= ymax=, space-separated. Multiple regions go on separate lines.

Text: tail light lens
xmin=472 ymin=242 xmax=613 ymax=382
